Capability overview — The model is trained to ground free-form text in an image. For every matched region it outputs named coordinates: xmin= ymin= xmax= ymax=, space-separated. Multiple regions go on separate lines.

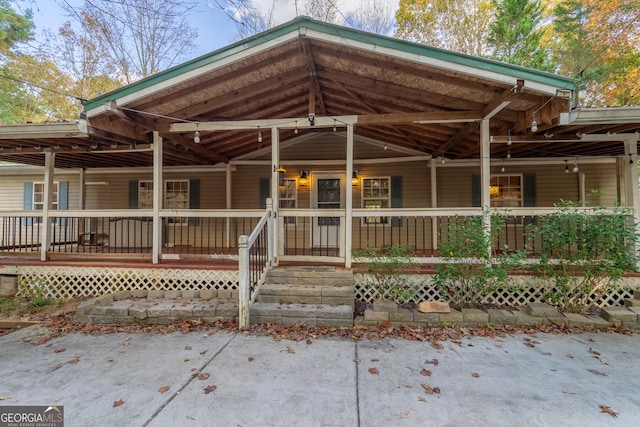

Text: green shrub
xmin=353 ymin=244 xmax=423 ymax=304
xmin=433 ymin=211 xmax=526 ymax=309
xmin=533 ymin=201 xmax=638 ymax=313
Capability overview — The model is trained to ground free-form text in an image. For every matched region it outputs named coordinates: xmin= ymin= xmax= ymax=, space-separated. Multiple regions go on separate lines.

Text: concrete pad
xmin=147 ymin=334 xmax=357 ymax=427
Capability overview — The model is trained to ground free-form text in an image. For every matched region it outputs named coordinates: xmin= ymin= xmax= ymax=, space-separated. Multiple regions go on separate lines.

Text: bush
xmin=353 ymin=244 xmax=423 ymax=304
xmin=433 ymin=211 xmax=526 ymax=309
xmin=533 ymin=201 xmax=638 ymax=313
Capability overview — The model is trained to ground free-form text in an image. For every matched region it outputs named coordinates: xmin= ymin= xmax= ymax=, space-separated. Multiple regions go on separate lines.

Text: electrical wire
xmin=0 ymin=73 xmax=86 ymax=103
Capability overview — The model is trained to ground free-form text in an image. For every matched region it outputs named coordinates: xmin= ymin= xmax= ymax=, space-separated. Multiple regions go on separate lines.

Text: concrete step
xmin=634 ymin=289 xmax=640 ymax=299
xmin=265 ymin=266 xmax=353 ymax=287
xmin=600 ymin=306 xmax=638 ymax=323
xmin=623 ymin=298 xmax=640 ymax=307
xmin=250 ymin=302 xmax=354 ymax=327
xmin=257 ymin=283 xmax=354 ymax=306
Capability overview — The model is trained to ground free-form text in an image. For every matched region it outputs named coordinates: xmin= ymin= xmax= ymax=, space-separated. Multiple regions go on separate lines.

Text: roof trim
xmin=0 ymin=121 xmax=88 ymax=140
xmin=560 ymin=107 xmax=640 ymax=125
xmin=83 ymin=17 xmax=575 ymax=114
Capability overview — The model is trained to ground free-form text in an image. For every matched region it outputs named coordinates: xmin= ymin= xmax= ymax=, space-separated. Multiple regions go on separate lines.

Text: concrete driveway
xmin=1 ymin=325 xmax=639 ymax=426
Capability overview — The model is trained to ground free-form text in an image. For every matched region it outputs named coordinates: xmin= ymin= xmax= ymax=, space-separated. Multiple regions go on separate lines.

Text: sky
xmin=27 ymin=0 xmax=400 ymax=62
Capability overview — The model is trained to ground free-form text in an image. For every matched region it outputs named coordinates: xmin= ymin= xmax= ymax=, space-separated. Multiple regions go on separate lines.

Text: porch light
xmin=194 ymin=122 xmax=200 ymax=143
xmin=531 ymin=113 xmax=538 ymax=133
xmin=500 ymin=159 xmax=505 ymax=173
xmin=299 ymin=170 xmax=308 ymax=186
xmin=277 ymin=166 xmax=286 ymax=187
xmin=257 ymin=126 xmax=262 ymax=143
xmin=294 ymin=120 xmax=299 ymax=134
xmin=308 ymin=113 xmax=315 ymax=126
xmin=333 ymin=119 xmax=337 ymax=132
xmin=352 ymin=171 xmax=359 ymax=186
xmin=573 ymin=157 xmax=579 ymax=173
xmin=578 ymin=84 xmax=587 ymax=101
xmin=565 ymin=160 xmax=569 ymax=173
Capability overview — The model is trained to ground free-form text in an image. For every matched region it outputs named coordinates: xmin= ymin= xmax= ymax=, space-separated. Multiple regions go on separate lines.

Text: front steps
xmin=251 ymin=266 xmax=354 ymax=327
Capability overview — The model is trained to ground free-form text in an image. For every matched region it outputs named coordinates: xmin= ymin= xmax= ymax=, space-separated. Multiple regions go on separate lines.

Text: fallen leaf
xmin=181 ymin=324 xmax=190 ymax=334
xmin=589 ymin=348 xmax=601 ymax=356
xmin=159 ymin=386 xmax=170 ymax=393
xmin=200 ymin=350 xmax=208 ymax=355
xmin=368 ymin=367 xmax=379 ymax=375
xmin=430 ymin=341 xmax=443 ymax=350
xmin=248 ymin=357 xmax=254 ymax=362
xmin=204 ymin=385 xmax=217 ymax=394
xmin=587 ymin=369 xmax=608 ymax=377
xmin=471 ymin=372 xmax=480 ymax=378
xmin=185 ymin=345 xmax=192 ymax=350
xmin=563 ymin=391 xmax=577 ymax=395
xmin=113 ymin=399 xmax=124 ymax=407
xmin=107 ymin=357 xmax=114 ymax=362
xmin=421 ymin=384 xmax=440 ymax=394
xmin=48 ymin=364 xmax=62 ymax=373
xmin=418 ymin=396 xmax=427 ymax=402
xmin=198 ymin=373 xmax=210 ymax=381
xmin=54 ymin=348 xmax=65 ymax=353
xmin=306 ymin=338 xmax=313 ymax=345
xmin=425 ymin=359 xmax=439 ymax=366
xmin=400 ymin=410 xmax=410 ymax=419
xmin=371 ymin=358 xmax=379 ymax=362
xmin=420 ymin=368 xmax=432 ymax=377
xmin=0 ymin=396 xmax=9 ymax=400
xmin=286 ymin=346 xmax=295 ymax=354
xmin=184 ymin=358 xmax=190 ymax=362
xmin=600 ymin=405 xmax=618 ymax=417
xmin=566 ymin=354 xmax=574 ymax=359
xmin=68 ymin=357 xmax=80 ymax=365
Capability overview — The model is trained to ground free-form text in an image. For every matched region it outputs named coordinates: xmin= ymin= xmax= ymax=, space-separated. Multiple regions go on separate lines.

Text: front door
xmin=311 ymin=172 xmax=344 ymax=250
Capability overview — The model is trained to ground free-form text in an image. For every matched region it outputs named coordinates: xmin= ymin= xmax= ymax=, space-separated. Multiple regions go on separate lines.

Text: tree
xmin=0 ymin=0 xmax=34 ymax=56
xmin=63 ymin=0 xmax=199 ymax=84
xmin=550 ymin=0 xmax=640 ymax=106
xmin=488 ymin=0 xmax=556 ymax=72
xmin=348 ymin=0 xmax=396 ymax=34
xmin=394 ymin=0 xmax=495 ymax=56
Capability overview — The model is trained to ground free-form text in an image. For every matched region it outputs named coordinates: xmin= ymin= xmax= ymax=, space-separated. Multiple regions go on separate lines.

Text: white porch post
xmin=152 ymin=131 xmax=163 ymax=264
xmin=480 ymin=119 xmax=491 ymax=259
xmin=238 ymin=234 xmax=250 ymax=328
xmin=345 ymin=124 xmax=354 ymax=268
xmin=40 ymin=150 xmax=54 ymax=261
xmin=271 ymin=127 xmax=280 ymax=265
xmin=624 ymin=134 xmax=640 ymax=267
xmin=430 ymin=158 xmax=438 ymax=251
xmin=226 ymin=163 xmax=232 ymax=248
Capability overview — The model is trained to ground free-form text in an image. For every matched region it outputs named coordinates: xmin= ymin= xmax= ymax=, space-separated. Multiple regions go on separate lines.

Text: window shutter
xmin=390 ymin=176 xmax=403 ymax=227
xmin=23 ymin=182 xmax=33 ymax=226
xmin=188 ymin=179 xmax=200 ymax=226
xmin=523 ymin=173 xmax=537 ymax=225
xmin=259 ymin=177 xmax=270 ymax=209
xmin=128 ymin=180 xmax=139 ymax=209
xmin=58 ymin=181 xmax=69 ymax=225
xmin=471 ymin=174 xmax=481 ymax=207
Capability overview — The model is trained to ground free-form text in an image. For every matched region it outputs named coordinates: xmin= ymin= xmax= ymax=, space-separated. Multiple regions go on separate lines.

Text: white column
xmin=624 ymin=135 xmax=640 ymax=268
xmin=480 ymin=119 xmax=491 ymax=259
xmin=345 ymin=124 xmax=354 ymax=268
xmin=40 ymin=150 xmax=54 ymax=261
xmin=430 ymin=158 xmax=438 ymax=251
xmin=238 ymin=234 xmax=250 ymax=328
xmin=226 ymin=163 xmax=232 ymax=248
xmin=271 ymin=127 xmax=280 ymax=265
xmin=152 ymin=132 xmax=163 ymax=264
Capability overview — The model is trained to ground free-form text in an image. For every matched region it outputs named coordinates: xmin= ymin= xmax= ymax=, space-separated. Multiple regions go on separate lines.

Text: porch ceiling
xmin=0 ymin=18 xmax=638 ymax=169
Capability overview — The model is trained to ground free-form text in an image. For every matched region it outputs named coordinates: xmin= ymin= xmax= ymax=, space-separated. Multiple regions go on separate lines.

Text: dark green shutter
xmin=188 ymin=179 xmax=200 ymax=226
xmin=128 ymin=180 xmax=138 ymax=209
xmin=259 ymin=177 xmax=270 ymax=209
xmin=23 ymin=182 xmax=33 ymax=225
xmin=523 ymin=173 xmax=536 ymax=225
xmin=390 ymin=176 xmax=403 ymax=227
xmin=471 ymin=174 xmax=481 ymax=207
xmin=58 ymin=181 xmax=68 ymax=225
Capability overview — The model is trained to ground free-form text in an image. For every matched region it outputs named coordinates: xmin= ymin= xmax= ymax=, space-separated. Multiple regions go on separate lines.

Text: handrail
xmin=238 ymin=199 xmax=275 ymax=328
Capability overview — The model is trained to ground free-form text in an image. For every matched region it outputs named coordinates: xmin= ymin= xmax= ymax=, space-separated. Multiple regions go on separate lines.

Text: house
xmin=0 ymin=17 xmax=639 ymax=325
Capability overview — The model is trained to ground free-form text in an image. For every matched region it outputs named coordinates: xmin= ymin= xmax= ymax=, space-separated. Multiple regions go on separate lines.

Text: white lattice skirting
xmin=17 ymin=265 xmax=239 ymax=299
xmin=355 ymin=274 xmax=640 ymax=308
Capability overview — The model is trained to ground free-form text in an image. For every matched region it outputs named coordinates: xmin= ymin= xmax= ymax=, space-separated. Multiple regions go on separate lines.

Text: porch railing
xmin=238 ymin=199 xmax=275 ymax=328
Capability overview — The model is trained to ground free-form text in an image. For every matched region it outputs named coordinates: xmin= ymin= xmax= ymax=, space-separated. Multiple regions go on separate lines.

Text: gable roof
xmin=0 ymin=17 xmax=637 ymax=169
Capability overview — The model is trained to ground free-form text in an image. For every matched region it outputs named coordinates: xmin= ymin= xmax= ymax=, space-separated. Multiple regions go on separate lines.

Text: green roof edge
xmin=84 ymin=17 xmax=575 ymax=112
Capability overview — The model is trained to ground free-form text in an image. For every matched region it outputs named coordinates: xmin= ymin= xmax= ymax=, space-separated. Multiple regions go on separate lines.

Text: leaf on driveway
xmin=68 ymin=357 xmax=80 ymax=365
xmin=159 ymin=386 xmax=170 ymax=393
xmin=471 ymin=372 xmax=480 ymax=378
xmin=198 ymin=373 xmax=210 ymax=381
xmin=286 ymin=346 xmax=295 ymax=354
xmin=204 ymin=385 xmax=217 ymax=394
xmin=306 ymin=338 xmax=313 ymax=345
xmin=0 ymin=396 xmax=9 ymax=400
xmin=368 ymin=367 xmax=379 ymax=375
xmin=424 ymin=359 xmax=439 ymax=366
xmin=185 ymin=345 xmax=192 ymax=350
xmin=248 ymin=357 xmax=254 ymax=362
xmin=566 ymin=354 xmax=574 ymax=359
xmin=587 ymin=369 xmax=608 ymax=377
xmin=600 ymin=405 xmax=618 ymax=417
xmin=400 ymin=410 xmax=410 ymax=419
xmin=371 ymin=358 xmax=379 ymax=362
xmin=418 ymin=396 xmax=427 ymax=402
xmin=113 ymin=399 xmax=124 ymax=407
xmin=421 ymin=384 xmax=440 ymax=394
xmin=430 ymin=341 xmax=443 ymax=350
xmin=420 ymin=368 xmax=432 ymax=377
xmin=54 ymin=348 xmax=65 ymax=353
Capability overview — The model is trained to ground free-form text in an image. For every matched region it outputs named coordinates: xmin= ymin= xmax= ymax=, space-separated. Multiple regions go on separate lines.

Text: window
xmin=279 ymin=179 xmax=297 ymax=224
xmin=490 ymin=175 xmax=522 ymax=207
xmin=138 ymin=181 xmax=153 ymax=209
xmin=362 ymin=177 xmax=390 ymax=224
xmin=165 ymin=180 xmax=189 ymax=224
xmin=32 ymin=182 xmax=58 ymax=223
